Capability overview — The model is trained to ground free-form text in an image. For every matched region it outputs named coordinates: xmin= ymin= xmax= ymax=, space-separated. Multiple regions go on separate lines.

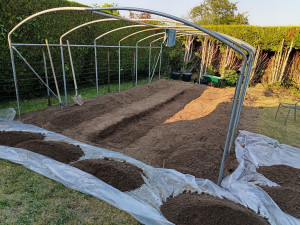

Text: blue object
xmin=165 ymin=29 xmax=176 ymax=47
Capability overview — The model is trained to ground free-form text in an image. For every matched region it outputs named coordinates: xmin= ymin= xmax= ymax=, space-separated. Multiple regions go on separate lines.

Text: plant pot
xmin=171 ymin=72 xmax=180 ymax=80
xmin=182 ymin=72 xmax=192 ymax=82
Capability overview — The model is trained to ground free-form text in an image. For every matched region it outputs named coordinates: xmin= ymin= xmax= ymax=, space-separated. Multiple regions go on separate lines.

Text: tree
xmin=129 ymin=11 xmax=151 ymax=20
xmin=91 ymin=3 xmax=120 ymax=17
xmin=190 ymin=0 xmax=248 ymax=25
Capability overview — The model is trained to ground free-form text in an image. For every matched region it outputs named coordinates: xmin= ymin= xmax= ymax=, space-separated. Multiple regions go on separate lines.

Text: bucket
xmin=171 ymin=72 xmax=180 ymax=80
xmin=182 ymin=72 xmax=192 ymax=82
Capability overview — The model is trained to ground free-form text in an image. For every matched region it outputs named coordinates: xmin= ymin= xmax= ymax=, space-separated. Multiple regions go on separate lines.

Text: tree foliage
xmin=204 ymin=25 xmax=300 ymax=51
xmin=190 ymin=0 xmax=248 ymax=25
xmin=91 ymin=3 xmax=120 ymax=17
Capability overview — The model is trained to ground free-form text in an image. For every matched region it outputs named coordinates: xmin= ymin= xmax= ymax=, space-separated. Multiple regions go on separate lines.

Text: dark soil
xmin=161 ymin=193 xmax=269 ymax=225
xmin=257 ymin=165 xmax=300 ymax=190
xmin=15 ymin=140 xmax=84 ymax=164
xmin=0 ymin=131 xmax=45 ymax=147
xmin=22 ymin=80 xmax=259 ymax=183
xmin=71 ymin=158 xmax=145 ymax=192
xmin=257 ymin=165 xmax=300 ymax=218
xmin=261 ymin=186 xmax=300 ymax=218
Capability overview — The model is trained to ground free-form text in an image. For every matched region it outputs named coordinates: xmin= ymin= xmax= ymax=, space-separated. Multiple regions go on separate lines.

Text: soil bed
xmin=261 ymin=186 xmax=300 ymax=218
xmin=21 ymin=80 xmax=259 ymax=183
xmin=15 ymin=140 xmax=84 ymax=163
xmin=160 ymin=192 xmax=269 ymax=225
xmin=257 ymin=165 xmax=300 ymax=189
xmin=0 ymin=131 xmax=45 ymax=147
xmin=71 ymin=158 xmax=145 ymax=192
xmin=257 ymin=165 xmax=300 ymax=218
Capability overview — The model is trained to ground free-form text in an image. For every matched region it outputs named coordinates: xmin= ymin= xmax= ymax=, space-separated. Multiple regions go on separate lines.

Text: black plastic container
xmin=171 ymin=72 xmax=180 ymax=80
xmin=182 ymin=72 xmax=192 ymax=82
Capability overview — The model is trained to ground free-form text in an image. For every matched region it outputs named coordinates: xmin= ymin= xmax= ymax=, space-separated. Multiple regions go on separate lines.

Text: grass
xmin=0 ymin=159 xmax=140 ymax=225
xmin=247 ymin=84 xmax=300 ymax=148
xmin=0 ymin=79 xmax=150 ymax=115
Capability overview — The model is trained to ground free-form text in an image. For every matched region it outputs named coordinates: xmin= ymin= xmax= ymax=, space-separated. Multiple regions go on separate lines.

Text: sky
xmin=74 ymin=0 xmax=300 ymax=26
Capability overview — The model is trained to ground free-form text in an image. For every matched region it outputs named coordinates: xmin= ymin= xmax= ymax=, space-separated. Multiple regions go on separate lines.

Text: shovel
xmin=67 ymin=40 xmax=83 ymax=106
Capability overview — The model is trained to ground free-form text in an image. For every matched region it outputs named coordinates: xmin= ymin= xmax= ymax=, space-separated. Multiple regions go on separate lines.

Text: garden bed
xmin=21 ymin=79 xmax=259 ymax=182
xmin=0 ymin=131 xmax=45 ymax=147
xmin=257 ymin=165 xmax=300 ymax=218
xmin=72 ymin=158 xmax=145 ymax=192
xmin=160 ymin=192 xmax=269 ymax=225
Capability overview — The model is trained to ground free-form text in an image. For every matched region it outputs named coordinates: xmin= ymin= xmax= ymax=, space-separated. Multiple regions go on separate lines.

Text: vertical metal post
xmin=59 ymin=40 xmax=68 ymax=105
xmin=107 ymin=50 xmax=111 ymax=93
xmin=94 ymin=40 xmax=99 ymax=96
xmin=228 ymin=55 xmax=255 ymax=153
xmin=9 ymin=45 xmax=21 ymax=118
xmin=159 ymin=44 xmax=163 ymax=80
xmin=217 ymin=64 xmax=246 ymax=186
xmin=133 ymin=51 xmax=136 ymax=86
xmin=148 ymin=43 xmax=152 ymax=82
xmin=118 ymin=42 xmax=121 ymax=92
xmin=135 ymin=45 xmax=138 ymax=86
xmin=42 ymin=49 xmax=51 ymax=106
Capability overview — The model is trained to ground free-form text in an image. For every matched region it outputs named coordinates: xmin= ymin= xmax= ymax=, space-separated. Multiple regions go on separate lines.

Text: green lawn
xmin=0 ymin=160 xmax=140 ymax=225
xmin=247 ymin=85 xmax=300 ymax=148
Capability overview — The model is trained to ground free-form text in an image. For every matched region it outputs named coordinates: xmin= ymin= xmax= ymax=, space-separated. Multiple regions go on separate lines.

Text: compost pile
xmin=0 ymin=131 xmax=145 ymax=192
xmin=161 ymin=192 xmax=269 ymax=225
xmin=72 ymin=158 xmax=145 ymax=191
xmin=257 ymin=165 xmax=300 ymax=218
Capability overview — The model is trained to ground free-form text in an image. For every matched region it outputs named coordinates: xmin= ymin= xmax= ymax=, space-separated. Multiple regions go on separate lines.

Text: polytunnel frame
xmin=7 ymin=6 xmax=255 ymax=186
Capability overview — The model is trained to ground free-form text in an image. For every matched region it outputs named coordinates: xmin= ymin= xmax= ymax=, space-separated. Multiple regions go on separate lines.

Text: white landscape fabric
xmin=0 ymin=109 xmax=299 ymax=225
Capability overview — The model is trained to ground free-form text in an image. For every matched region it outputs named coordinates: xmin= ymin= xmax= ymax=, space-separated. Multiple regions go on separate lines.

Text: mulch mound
xmin=257 ymin=165 xmax=300 ymax=218
xmin=261 ymin=186 xmax=300 ymax=218
xmin=71 ymin=158 xmax=145 ymax=192
xmin=160 ymin=193 xmax=269 ymax=225
xmin=15 ymin=140 xmax=84 ymax=164
xmin=257 ymin=165 xmax=300 ymax=189
xmin=0 ymin=131 xmax=45 ymax=147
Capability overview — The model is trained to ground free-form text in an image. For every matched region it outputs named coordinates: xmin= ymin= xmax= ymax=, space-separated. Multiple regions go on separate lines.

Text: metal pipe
xmin=59 ymin=39 xmax=68 ymax=105
xmin=95 ymin=24 xmax=147 ymax=42
xmin=118 ymin=43 xmax=121 ymax=92
xmin=9 ymin=46 xmax=21 ymax=118
xmin=42 ymin=49 xmax=51 ymax=106
xmin=12 ymin=47 xmax=60 ymax=101
xmin=11 ymin=43 xmax=162 ymax=49
xmin=94 ymin=40 xmax=99 ymax=96
xmin=227 ymin=47 xmax=255 ymax=153
xmin=148 ymin=43 xmax=151 ymax=82
xmin=216 ymin=44 xmax=255 ymax=186
xmin=217 ymin=68 xmax=245 ymax=185
xmin=135 ymin=45 xmax=138 ymax=86
xmin=159 ymin=44 xmax=163 ymax=79
xmin=150 ymin=44 xmax=163 ymax=81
